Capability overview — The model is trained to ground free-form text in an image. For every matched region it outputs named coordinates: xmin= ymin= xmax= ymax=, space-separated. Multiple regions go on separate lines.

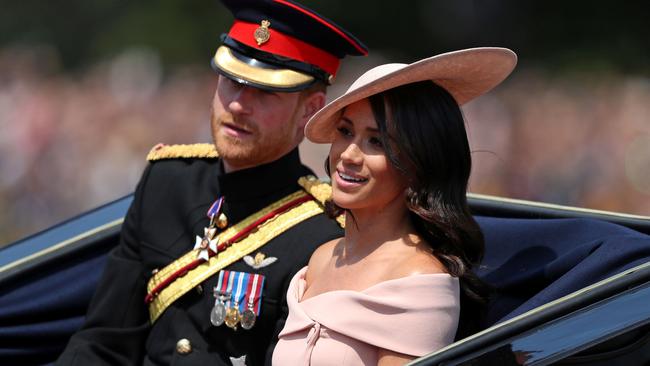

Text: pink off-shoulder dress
xmin=272 ymin=267 xmax=460 ymax=365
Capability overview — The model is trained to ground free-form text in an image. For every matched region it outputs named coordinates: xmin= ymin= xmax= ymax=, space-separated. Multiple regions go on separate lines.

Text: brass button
xmin=195 ymin=284 xmax=203 ymax=295
xmin=151 ymin=268 xmax=159 ymax=275
xmin=176 ymin=338 xmax=192 ymax=355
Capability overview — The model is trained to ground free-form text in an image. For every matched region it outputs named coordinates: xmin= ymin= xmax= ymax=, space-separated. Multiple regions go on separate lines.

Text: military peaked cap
xmin=212 ymin=0 xmax=368 ymax=92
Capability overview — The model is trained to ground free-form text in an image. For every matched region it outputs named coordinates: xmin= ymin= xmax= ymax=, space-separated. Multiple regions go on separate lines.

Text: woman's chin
xmin=331 ymin=194 xmax=365 ymax=211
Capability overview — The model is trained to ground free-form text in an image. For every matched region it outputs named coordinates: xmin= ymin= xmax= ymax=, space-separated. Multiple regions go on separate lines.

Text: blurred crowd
xmin=1 ymin=46 xmax=649 ymax=246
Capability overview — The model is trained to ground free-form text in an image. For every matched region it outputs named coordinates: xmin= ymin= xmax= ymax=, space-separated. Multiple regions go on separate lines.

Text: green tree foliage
xmin=1 ymin=0 xmax=648 ymax=74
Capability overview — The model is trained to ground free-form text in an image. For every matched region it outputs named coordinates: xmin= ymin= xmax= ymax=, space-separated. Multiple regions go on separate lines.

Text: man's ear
xmin=299 ymin=91 xmax=326 ymax=127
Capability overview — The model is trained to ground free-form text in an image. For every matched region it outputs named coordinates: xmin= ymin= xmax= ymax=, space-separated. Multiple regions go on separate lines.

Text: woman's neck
xmin=342 ymin=197 xmax=416 ymax=261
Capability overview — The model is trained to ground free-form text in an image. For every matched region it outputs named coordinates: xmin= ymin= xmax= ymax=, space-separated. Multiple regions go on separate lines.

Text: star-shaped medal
xmin=194 ymin=227 xmax=219 ymax=261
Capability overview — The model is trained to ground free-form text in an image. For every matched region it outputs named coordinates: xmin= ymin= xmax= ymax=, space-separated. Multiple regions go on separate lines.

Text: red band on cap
xmin=228 ymin=20 xmax=340 ymax=77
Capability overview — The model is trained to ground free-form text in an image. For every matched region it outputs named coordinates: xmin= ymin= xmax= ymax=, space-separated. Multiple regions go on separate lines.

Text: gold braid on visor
xmin=213 ymin=46 xmax=314 ymax=89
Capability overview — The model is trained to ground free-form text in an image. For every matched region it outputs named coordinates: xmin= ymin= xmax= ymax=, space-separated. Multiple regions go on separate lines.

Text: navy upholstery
xmin=0 ymin=250 xmax=109 ymax=365
xmin=476 ymin=217 xmax=650 ymax=325
xmin=1 ymin=216 xmax=649 ymax=364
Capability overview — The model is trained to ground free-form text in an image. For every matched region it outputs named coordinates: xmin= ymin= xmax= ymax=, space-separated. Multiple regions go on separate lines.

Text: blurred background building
xmin=1 ymin=0 xmax=649 ymax=246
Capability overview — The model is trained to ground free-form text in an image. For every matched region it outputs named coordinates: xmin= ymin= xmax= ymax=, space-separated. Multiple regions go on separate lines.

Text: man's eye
xmin=224 ymin=78 xmax=243 ymax=90
xmin=259 ymin=88 xmax=277 ymax=97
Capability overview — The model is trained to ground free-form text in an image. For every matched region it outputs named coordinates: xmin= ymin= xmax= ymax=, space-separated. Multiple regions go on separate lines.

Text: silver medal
xmin=211 ymin=290 xmax=229 ymax=327
xmin=210 ymin=301 xmax=227 ymax=326
xmin=240 ymin=307 xmax=256 ymax=330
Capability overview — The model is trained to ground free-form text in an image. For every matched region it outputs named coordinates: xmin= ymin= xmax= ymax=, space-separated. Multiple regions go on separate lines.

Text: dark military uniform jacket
xmin=56 ymin=147 xmax=343 ymax=365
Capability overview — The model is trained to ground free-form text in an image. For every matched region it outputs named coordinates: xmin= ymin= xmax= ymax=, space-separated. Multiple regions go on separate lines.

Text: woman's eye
xmin=369 ymin=136 xmax=383 ymax=148
xmin=336 ymin=126 xmax=352 ymax=136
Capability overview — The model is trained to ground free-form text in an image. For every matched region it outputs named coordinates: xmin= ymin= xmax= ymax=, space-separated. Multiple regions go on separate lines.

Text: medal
xmin=194 ymin=228 xmax=218 ymax=261
xmin=241 ymin=273 xmax=264 ymax=330
xmin=210 ymin=296 xmax=227 ymax=326
xmin=240 ymin=306 xmax=256 ymax=330
xmin=211 ymin=270 xmax=235 ymax=327
xmin=210 ymin=288 xmax=228 ymax=326
xmin=210 ymin=270 xmax=265 ymax=330
xmin=225 ymin=271 xmax=246 ymax=329
xmin=225 ymin=304 xmax=241 ymax=329
xmin=193 ymin=197 xmax=225 ymax=261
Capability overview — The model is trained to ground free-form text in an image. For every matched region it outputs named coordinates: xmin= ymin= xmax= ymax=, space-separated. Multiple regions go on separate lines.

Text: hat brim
xmin=211 ymin=46 xmax=316 ymax=92
xmin=305 ymin=47 xmax=517 ymax=143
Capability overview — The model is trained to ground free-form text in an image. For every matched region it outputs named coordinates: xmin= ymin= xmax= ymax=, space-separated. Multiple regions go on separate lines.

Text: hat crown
xmin=347 ymin=63 xmax=407 ymax=93
xmin=305 ymin=47 xmax=517 ymax=144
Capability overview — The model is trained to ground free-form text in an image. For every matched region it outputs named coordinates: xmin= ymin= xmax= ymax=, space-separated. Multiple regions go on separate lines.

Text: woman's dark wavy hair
xmin=326 ymin=80 xmax=490 ymax=338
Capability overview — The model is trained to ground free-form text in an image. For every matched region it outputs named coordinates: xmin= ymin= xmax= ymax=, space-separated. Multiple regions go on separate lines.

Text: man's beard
xmin=211 ymin=111 xmax=257 ymax=163
xmin=211 ymin=111 xmax=297 ymax=170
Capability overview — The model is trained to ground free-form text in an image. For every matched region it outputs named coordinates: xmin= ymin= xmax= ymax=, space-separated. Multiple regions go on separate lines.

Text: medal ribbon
xmin=207 ymin=197 xmax=224 ymax=220
xmin=247 ymin=274 xmax=265 ymax=315
xmin=213 ymin=270 xmax=228 ymax=310
xmin=144 ymin=193 xmax=313 ymax=304
xmin=216 ymin=271 xmax=266 ymax=315
xmin=243 ymin=273 xmax=256 ymax=313
xmin=225 ymin=271 xmax=235 ymax=307
xmin=218 ymin=270 xmax=230 ymax=294
xmin=216 ymin=270 xmax=226 ymax=293
xmin=233 ymin=272 xmax=246 ymax=309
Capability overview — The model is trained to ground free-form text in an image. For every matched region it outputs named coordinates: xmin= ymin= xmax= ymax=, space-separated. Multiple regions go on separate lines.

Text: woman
xmin=272 ymin=48 xmax=517 ymax=365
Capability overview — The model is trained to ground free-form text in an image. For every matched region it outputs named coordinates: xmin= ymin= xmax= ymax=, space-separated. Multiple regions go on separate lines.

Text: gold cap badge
xmin=254 ymin=20 xmax=271 ymax=46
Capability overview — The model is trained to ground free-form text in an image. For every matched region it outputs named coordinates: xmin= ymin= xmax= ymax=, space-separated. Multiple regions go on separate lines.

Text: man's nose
xmin=228 ymin=87 xmax=255 ymax=115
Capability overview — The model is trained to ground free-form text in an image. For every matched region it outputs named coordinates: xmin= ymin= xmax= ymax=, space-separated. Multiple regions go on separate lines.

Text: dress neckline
xmin=297 ymin=266 xmax=456 ymax=303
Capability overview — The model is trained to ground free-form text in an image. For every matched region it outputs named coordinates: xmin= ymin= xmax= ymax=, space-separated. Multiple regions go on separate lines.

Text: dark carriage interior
xmin=1 ymin=194 xmax=650 ymax=365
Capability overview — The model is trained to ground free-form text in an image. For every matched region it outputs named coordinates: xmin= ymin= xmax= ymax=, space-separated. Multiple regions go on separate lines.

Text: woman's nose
xmin=340 ymin=143 xmax=363 ymax=164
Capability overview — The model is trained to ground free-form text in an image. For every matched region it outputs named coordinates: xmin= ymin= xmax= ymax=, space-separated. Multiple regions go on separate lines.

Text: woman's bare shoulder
xmin=305 ymin=238 xmax=342 ymax=282
xmin=389 ymin=248 xmax=449 ymax=279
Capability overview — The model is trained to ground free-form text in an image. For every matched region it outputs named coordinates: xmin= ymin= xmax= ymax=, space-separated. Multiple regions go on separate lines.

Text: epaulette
xmin=146 ymin=143 xmax=219 ymax=162
xmin=298 ymin=175 xmax=345 ymax=228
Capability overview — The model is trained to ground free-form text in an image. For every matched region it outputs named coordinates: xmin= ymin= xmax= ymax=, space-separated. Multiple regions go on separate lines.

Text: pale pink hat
xmin=305 ymin=47 xmax=517 ymax=143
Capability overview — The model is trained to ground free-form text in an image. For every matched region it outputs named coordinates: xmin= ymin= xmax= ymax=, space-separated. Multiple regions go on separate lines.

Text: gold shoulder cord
xmin=298 ymin=176 xmax=345 ymax=228
xmin=147 ymin=176 xmax=345 ymax=323
xmin=146 ymin=143 xmax=219 ymax=161
xmin=148 ymin=190 xmax=323 ymax=323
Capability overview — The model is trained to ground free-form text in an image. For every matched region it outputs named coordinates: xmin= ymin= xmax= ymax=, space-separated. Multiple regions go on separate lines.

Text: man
xmin=57 ymin=0 xmax=367 ymax=364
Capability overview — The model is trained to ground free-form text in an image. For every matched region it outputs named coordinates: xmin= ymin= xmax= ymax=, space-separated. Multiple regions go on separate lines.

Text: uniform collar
xmin=216 ymin=148 xmax=309 ymax=202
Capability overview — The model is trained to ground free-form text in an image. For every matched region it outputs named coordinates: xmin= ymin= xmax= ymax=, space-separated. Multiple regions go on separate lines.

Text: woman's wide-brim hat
xmin=305 ymin=47 xmax=517 ymax=143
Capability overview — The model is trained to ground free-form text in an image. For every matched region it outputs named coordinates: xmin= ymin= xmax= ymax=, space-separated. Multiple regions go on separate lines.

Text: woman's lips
xmin=334 ymin=170 xmax=368 ymax=189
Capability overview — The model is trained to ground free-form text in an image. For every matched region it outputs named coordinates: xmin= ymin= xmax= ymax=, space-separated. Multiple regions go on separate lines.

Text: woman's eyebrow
xmin=340 ymin=116 xmax=353 ymax=125
xmin=340 ymin=116 xmax=379 ymax=132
